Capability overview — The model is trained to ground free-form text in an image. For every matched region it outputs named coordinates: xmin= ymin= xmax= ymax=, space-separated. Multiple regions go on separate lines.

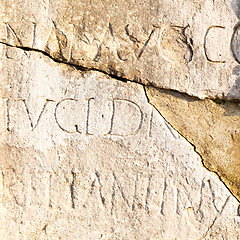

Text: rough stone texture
xmin=1 ymin=0 xmax=240 ymax=239
xmin=1 ymin=0 xmax=240 ymax=99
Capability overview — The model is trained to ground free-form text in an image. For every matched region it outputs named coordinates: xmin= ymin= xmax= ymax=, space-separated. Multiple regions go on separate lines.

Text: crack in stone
xmin=143 ymin=86 xmax=230 ymax=188
xmin=0 ymin=40 xmax=131 ymax=83
xmin=1 ymin=40 xmax=240 ymax=103
xmin=0 ymin=40 xmax=239 ymax=203
xmin=143 ymin=86 xmax=240 ymax=203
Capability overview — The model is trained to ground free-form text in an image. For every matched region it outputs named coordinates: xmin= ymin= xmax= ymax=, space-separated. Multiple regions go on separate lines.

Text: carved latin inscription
xmin=108 ymin=99 xmax=143 ymax=136
xmin=3 ymin=97 xmax=143 ymax=137
xmin=231 ymin=24 xmax=240 ymax=64
xmin=87 ymin=98 xmax=113 ymax=135
xmin=7 ymin=99 xmax=54 ymax=133
xmin=204 ymin=26 xmax=226 ymax=63
xmin=0 ymin=99 xmax=7 ymax=133
xmin=1 ymin=169 xmax=233 ymax=221
xmin=160 ymin=25 xmax=193 ymax=64
xmin=2 ymin=23 xmax=240 ymax=65
xmin=55 ymin=99 xmax=84 ymax=133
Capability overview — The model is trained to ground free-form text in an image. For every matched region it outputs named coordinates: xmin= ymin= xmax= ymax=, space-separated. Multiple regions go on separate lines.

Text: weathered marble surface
xmin=0 ymin=44 xmax=240 ymax=239
xmin=1 ymin=0 xmax=240 ymax=239
xmin=1 ymin=0 xmax=240 ymax=99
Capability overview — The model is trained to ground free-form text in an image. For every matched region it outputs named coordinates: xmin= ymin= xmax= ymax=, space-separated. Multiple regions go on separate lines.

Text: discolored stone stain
xmin=146 ymin=86 xmax=240 ymax=201
xmin=231 ymin=0 xmax=240 ymax=19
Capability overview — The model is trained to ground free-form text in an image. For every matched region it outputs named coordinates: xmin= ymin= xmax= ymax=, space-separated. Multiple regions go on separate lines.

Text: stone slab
xmin=0 ymin=45 xmax=240 ymax=239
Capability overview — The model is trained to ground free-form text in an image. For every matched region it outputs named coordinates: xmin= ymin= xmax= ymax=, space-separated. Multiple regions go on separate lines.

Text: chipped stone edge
xmin=143 ymin=86 xmax=240 ymax=205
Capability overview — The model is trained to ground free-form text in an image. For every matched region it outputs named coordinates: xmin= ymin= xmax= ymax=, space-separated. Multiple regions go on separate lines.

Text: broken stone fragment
xmin=146 ymin=86 xmax=240 ymax=202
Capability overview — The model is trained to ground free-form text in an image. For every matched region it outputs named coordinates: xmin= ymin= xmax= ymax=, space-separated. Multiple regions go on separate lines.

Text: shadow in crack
xmin=217 ymin=66 xmax=240 ymax=116
xmin=219 ymin=67 xmax=240 ymax=117
xmin=218 ymin=101 xmax=240 ymax=117
xmin=228 ymin=66 xmax=240 ymax=100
